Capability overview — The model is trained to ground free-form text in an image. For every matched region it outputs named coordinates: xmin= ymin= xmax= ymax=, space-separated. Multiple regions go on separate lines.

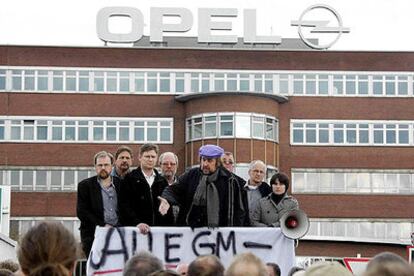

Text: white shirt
xmin=144 ymin=169 xmax=156 ymax=187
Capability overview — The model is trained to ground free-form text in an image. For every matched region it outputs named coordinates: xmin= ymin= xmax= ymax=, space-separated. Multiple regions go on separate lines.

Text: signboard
xmin=96 ymin=5 xmax=350 ymax=49
xmin=343 ymin=257 xmax=370 ymax=275
xmin=87 ymin=227 xmax=295 ymax=276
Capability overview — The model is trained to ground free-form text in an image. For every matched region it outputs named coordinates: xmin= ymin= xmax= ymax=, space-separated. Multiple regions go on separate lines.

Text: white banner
xmin=87 ymin=227 xmax=295 ymax=276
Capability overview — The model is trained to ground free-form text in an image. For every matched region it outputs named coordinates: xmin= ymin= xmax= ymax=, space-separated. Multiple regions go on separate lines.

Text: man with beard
xmin=77 ymin=151 xmax=121 ymax=257
xmin=112 ymin=145 xmax=133 ymax=179
xmin=120 ymin=143 xmax=174 ymax=234
xmin=159 ymin=144 xmax=246 ymax=227
xmin=159 ymin=151 xmax=178 ymax=185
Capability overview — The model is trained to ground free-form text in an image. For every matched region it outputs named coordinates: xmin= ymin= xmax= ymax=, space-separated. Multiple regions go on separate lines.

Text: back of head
xmin=287 ymin=266 xmax=305 ymax=276
xmin=363 ymin=262 xmax=414 ymax=276
xmin=17 ymin=221 xmax=78 ymax=276
xmin=225 ymin=252 xmax=267 ymax=276
xmin=366 ymin=251 xmax=408 ymax=270
xmin=0 ymin=269 xmax=14 ymax=276
xmin=0 ymin=260 xmax=19 ymax=272
xmin=123 ymin=251 xmax=163 ymax=276
xmin=305 ymin=261 xmax=352 ymax=276
xmin=266 ymin=262 xmax=281 ymax=276
xmin=188 ymin=255 xmax=224 ymax=276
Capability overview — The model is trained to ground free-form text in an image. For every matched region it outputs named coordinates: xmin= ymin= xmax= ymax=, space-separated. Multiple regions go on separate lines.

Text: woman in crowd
xmin=17 ymin=221 xmax=79 ymax=276
xmin=251 ymin=172 xmax=299 ymax=227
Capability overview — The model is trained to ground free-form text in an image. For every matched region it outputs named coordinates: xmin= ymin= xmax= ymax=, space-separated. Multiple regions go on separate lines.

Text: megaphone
xmin=280 ymin=209 xmax=309 ymax=240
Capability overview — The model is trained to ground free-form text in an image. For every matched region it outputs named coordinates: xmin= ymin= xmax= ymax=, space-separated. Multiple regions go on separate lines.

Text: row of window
xmin=0 ymin=168 xmax=95 ymax=191
xmin=2 ymin=67 xmax=414 ymax=96
xmin=1 ymin=165 xmax=277 ymax=192
xmin=186 ymin=113 xmax=279 ymax=142
xmin=4 ymin=166 xmax=414 ymax=194
xmin=9 ymin=217 xmax=411 ymax=245
xmin=9 ymin=217 xmax=81 ymax=242
xmin=292 ymin=169 xmax=414 ymax=194
xmin=0 ymin=116 xmax=173 ymax=143
xmin=291 ymin=120 xmax=414 ymax=146
xmin=307 ymin=219 xmax=413 ymax=244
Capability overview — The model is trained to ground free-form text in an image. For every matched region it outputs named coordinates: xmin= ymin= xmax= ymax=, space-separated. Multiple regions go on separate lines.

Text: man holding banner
xmin=159 ymin=144 xmax=246 ymax=227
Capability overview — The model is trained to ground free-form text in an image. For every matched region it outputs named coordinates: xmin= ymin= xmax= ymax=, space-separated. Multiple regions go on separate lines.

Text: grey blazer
xmin=251 ymin=194 xmax=299 ymax=227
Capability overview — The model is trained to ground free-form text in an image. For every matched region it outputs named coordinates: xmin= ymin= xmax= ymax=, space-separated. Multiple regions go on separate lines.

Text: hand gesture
xmin=158 ymin=196 xmax=170 ymax=215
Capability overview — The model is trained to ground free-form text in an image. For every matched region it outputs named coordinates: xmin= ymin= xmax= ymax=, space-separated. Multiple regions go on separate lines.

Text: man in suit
xmin=120 ymin=143 xmax=173 ymax=234
xmin=77 ymin=151 xmax=121 ymax=257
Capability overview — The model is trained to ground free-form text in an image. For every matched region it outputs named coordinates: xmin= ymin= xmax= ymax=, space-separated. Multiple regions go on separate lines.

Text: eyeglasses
xmin=223 ymin=160 xmax=234 ymax=165
xmin=161 ymin=162 xmax=177 ymax=166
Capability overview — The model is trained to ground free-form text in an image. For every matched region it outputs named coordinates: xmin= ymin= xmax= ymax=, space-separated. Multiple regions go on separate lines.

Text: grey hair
xmin=248 ymin=160 xmax=266 ymax=171
xmin=123 ymin=251 xmax=163 ymax=276
xmin=159 ymin=152 xmax=178 ymax=166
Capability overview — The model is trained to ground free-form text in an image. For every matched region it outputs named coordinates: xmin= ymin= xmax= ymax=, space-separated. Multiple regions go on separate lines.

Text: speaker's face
xmin=272 ymin=180 xmax=286 ymax=195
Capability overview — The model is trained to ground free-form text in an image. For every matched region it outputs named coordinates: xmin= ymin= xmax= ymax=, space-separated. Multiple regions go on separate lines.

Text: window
xmin=160 ymin=72 xmax=170 ymax=92
xmin=227 ymin=73 xmax=237 ymax=91
xmin=52 ymin=71 xmax=63 ymax=91
xmin=204 ymin=115 xmax=217 ymax=137
xmin=292 ymin=168 xmax=414 ymax=194
xmin=119 ymin=72 xmax=130 ymax=92
xmin=3 ymin=67 xmax=414 ymax=97
xmin=252 ymin=116 xmax=265 ymax=138
xmin=147 ymin=72 xmax=157 ymax=92
xmin=308 ymin=219 xmax=413 ymax=244
xmin=220 ymin=115 xmax=234 ymax=136
xmin=291 ymin=120 xmax=414 ymax=146
xmin=186 ymin=113 xmax=278 ymax=142
xmin=191 ymin=73 xmax=200 ymax=92
xmin=134 ymin=72 xmax=145 ymax=92
xmin=79 ymin=71 xmax=89 ymax=92
xmin=65 ymin=71 xmax=77 ymax=91
xmin=175 ymin=73 xmax=185 ymax=92
xmin=0 ymin=116 xmax=173 ymax=143
xmin=23 ymin=70 xmax=35 ymax=91
xmin=12 ymin=70 xmax=22 ymax=90
xmin=106 ymin=72 xmax=117 ymax=92
xmin=93 ymin=72 xmax=104 ymax=91
xmin=10 ymin=217 xmax=81 ymax=242
xmin=236 ymin=114 xmax=251 ymax=138
xmin=239 ymin=74 xmax=249 ymax=91
xmin=0 ymin=69 xmax=6 ymax=90
xmin=214 ymin=73 xmax=225 ymax=91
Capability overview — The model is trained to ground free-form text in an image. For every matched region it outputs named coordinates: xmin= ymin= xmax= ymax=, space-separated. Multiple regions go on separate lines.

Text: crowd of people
xmin=76 ymin=143 xmax=299 ymax=257
xmin=1 ymin=222 xmax=413 ymax=276
xmin=2 ymin=143 xmax=413 ymax=275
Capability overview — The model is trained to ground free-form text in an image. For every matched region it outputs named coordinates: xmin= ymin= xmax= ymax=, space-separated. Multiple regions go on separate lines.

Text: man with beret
xmin=159 ymin=144 xmax=246 ymax=227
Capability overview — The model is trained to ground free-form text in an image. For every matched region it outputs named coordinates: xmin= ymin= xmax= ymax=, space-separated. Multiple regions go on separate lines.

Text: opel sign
xmin=96 ymin=5 xmax=350 ymax=50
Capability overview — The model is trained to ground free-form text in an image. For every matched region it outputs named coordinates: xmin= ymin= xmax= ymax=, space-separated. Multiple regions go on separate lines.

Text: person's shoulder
xmin=259 ymin=181 xmax=272 ymax=192
xmin=79 ymin=175 xmax=97 ymax=186
xmin=282 ymin=195 xmax=298 ymax=204
xmin=127 ymin=168 xmax=143 ymax=179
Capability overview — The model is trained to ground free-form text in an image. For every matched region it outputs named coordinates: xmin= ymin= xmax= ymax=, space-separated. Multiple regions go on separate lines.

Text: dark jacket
xmin=253 ymin=181 xmax=273 ymax=197
xmin=162 ymin=166 xmax=246 ymax=227
xmin=120 ymin=167 xmax=174 ymax=227
xmin=76 ymin=175 xmax=121 ymax=257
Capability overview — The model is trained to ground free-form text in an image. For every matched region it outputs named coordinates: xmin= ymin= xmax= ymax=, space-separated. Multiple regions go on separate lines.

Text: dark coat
xmin=120 ymin=167 xmax=174 ymax=227
xmin=256 ymin=181 xmax=273 ymax=197
xmin=76 ymin=175 xmax=121 ymax=257
xmin=162 ymin=166 xmax=246 ymax=227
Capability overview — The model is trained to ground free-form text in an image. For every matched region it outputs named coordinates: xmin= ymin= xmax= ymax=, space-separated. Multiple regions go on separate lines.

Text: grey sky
xmin=0 ymin=0 xmax=413 ymax=51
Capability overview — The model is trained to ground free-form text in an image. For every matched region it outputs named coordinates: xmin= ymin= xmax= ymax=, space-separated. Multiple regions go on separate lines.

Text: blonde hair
xmin=17 ymin=221 xmax=78 ymax=276
xmin=225 ymin=252 xmax=267 ymax=276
